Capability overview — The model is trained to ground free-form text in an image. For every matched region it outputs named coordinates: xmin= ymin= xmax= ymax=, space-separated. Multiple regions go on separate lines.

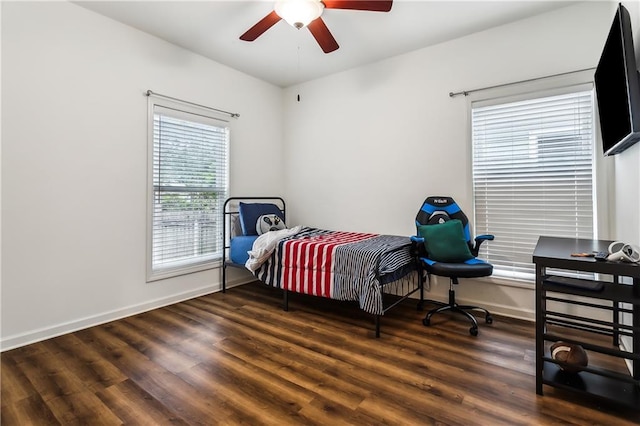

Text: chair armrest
xmin=410 ymin=236 xmax=426 ymax=257
xmin=472 ymin=234 xmax=494 ymax=257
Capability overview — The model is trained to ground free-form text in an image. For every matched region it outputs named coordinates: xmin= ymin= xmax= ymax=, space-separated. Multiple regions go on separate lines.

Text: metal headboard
xmin=221 ymin=196 xmax=286 ymax=292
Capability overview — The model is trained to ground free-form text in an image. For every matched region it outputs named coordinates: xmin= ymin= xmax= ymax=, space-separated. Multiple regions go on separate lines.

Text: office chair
xmin=412 ymin=196 xmax=494 ymax=336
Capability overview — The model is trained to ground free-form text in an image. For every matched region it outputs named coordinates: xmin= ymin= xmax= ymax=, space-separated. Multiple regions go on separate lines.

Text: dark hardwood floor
xmin=2 ymin=281 xmax=639 ymax=425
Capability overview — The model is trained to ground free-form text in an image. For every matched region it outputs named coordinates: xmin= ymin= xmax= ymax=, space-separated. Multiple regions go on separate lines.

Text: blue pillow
xmin=238 ymin=202 xmax=284 ymax=235
xmin=230 ymin=235 xmax=258 ymax=264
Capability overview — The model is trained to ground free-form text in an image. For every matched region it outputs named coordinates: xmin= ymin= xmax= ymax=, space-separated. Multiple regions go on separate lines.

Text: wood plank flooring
xmin=2 ymin=281 xmax=639 ymax=425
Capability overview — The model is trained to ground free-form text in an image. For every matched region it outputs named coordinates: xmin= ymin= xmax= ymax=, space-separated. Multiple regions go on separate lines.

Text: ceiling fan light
xmin=275 ymin=0 xmax=324 ymax=29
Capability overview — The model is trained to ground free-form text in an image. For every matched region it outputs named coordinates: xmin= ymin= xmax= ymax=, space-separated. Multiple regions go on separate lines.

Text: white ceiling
xmin=76 ymin=0 xmax=579 ymax=87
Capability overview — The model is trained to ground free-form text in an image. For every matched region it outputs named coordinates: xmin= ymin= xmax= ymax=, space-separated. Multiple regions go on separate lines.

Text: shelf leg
xmin=634 ymin=277 xmax=639 ymax=381
xmin=535 ymin=263 xmax=545 ymax=395
xmin=613 ymin=275 xmax=620 ymax=346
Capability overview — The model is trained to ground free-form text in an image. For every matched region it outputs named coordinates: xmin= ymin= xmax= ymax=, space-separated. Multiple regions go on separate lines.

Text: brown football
xmin=550 ymin=341 xmax=589 ymax=373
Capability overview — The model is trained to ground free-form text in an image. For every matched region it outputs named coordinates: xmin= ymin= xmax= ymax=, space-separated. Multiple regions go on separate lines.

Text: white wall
xmin=282 ymin=1 xmax=619 ymax=320
xmin=616 ymin=0 xmax=640 ymax=374
xmin=0 ymin=2 xmax=3 ymax=348
xmin=615 ymin=1 xmax=640 ymax=247
xmin=1 ymin=1 xmax=283 ymax=349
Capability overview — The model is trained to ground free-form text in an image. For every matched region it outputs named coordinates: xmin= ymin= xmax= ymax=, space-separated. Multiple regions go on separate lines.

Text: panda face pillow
xmin=256 ymin=214 xmax=287 ymax=235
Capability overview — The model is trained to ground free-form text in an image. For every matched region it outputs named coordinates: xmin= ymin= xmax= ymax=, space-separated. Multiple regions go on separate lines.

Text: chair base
xmin=422 ymin=289 xmax=493 ymax=336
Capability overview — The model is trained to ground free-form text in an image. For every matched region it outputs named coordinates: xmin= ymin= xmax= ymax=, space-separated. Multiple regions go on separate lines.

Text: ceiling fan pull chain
xmin=297 ymin=45 xmax=301 ymax=102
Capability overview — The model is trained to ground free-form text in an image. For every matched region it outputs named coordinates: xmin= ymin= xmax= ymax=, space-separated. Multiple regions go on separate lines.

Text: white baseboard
xmin=0 ymin=276 xmax=253 ymax=352
xmin=2 ymin=276 xmax=538 ymax=352
xmin=420 ymin=293 xmax=535 ymax=322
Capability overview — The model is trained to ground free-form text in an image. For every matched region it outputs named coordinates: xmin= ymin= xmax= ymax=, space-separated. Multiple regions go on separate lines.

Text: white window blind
xmin=472 ymin=90 xmax=595 ymax=280
xmin=149 ymin=104 xmax=229 ymax=280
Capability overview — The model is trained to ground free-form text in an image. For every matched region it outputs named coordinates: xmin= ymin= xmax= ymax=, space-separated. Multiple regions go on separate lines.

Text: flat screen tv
xmin=594 ymin=3 xmax=640 ymax=156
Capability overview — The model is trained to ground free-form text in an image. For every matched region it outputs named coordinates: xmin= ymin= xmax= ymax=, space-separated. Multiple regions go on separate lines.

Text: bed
xmin=222 ymin=197 xmax=424 ymax=337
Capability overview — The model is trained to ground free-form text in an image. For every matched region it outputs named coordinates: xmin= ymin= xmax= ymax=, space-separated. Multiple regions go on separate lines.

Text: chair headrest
xmin=416 ymin=196 xmax=471 ymax=242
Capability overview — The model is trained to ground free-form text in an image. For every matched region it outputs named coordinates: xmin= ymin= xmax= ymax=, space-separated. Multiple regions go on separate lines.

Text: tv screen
xmin=594 ymin=3 xmax=640 ymax=156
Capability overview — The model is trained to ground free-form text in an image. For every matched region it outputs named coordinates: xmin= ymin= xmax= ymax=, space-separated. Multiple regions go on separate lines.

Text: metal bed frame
xmin=222 ymin=196 xmax=424 ymax=337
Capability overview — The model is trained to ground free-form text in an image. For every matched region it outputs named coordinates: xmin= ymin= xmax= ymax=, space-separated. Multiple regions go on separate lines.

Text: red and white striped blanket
xmin=252 ymin=227 xmax=414 ymax=315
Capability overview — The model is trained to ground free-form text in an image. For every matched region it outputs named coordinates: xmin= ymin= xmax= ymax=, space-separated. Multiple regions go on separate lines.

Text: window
xmin=471 ymin=89 xmax=595 ymax=280
xmin=147 ymin=100 xmax=229 ymax=281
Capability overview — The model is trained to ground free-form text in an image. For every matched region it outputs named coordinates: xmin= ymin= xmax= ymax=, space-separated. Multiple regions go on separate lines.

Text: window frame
xmin=146 ymin=96 xmax=230 ymax=282
xmin=467 ymin=79 xmax=604 ymax=284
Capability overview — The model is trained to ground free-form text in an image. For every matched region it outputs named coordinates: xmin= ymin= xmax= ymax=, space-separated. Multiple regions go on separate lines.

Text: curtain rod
xmin=146 ymin=90 xmax=240 ymax=118
xmin=448 ymin=67 xmax=596 ymax=98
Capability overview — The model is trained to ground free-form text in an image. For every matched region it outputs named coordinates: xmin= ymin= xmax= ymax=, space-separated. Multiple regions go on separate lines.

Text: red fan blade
xmin=307 ymin=17 xmax=339 ymax=53
xmin=240 ymin=11 xmax=282 ymax=41
xmin=322 ymin=0 xmax=392 ymax=12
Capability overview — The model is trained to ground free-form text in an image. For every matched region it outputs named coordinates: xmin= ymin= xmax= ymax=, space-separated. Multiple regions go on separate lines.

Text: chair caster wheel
xmin=422 ymin=317 xmax=430 ymax=326
xmin=486 ymin=315 xmax=493 ymax=324
xmin=470 ymin=327 xmax=478 ymax=336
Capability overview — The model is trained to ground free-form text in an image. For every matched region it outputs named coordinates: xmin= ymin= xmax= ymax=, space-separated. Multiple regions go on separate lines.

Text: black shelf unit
xmin=533 ymin=236 xmax=640 ymax=410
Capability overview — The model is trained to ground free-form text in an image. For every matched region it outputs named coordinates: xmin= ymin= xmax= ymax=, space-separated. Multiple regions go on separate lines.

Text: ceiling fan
xmin=240 ymin=0 xmax=393 ymax=54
